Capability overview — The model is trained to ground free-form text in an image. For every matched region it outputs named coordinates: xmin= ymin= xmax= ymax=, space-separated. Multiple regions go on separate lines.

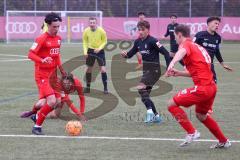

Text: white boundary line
xmin=0 ymin=135 xmax=239 ymax=143
xmin=0 ymin=54 xmax=27 ymax=58
xmin=0 ymin=59 xmax=29 ymax=62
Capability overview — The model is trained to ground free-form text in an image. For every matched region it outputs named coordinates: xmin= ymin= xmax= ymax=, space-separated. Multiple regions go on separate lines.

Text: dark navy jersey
xmin=164 ymin=23 xmax=178 ymax=44
xmin=193 ymin=31 xmax=223 ymax=63
xmin=126 ymin=35 xmax=170 ymax=68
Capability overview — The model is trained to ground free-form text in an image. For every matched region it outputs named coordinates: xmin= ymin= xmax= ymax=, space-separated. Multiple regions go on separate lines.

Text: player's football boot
xmin=20 ymin=111 xmax=34 ymax=118
xmin=180 ymin=130 xmax=201 ymax=147
xmin=144 ymin=112 xmax=154 ymax=123
xmin=32 ymin=126 xmax=44 ymax=135
xmin=84 ymin=87 xmax=90 ymax=93
xmin=210 ymin=139 xmax=231 ymax=149
xmin=30 ymin=114 xmax=37 ymax=123
xmin=103 ymin=88 xmax=109 ymax=94
xmin=152 ymin=114 xmax=162 ymax=123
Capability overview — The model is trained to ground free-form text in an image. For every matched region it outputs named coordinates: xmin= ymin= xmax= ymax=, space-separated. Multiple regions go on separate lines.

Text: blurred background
xmin=1 ymin=0 xmax=240 ymax=17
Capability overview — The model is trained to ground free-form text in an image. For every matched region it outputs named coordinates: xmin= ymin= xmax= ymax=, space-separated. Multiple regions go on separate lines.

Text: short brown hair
xmin=207 ymin=16 xmax=221 ymax=24
xmin=137 ymin=20 xmax=150 ymax=30
xmin=62 ymin=72 xmax=74 ymax=83
xmin=174 ymin=24 xmax=190 ymax=37
xmin=89 ymin=17 xmax=97 ymax=21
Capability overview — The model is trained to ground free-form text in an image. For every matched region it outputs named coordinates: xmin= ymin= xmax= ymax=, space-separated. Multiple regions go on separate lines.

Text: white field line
xmin=0 ymin=54 xmax=27 ymax=58
xmin=0 ymin=134 xmax=239 ymax=143
xmin=0 ymin=59 xmax=29 ymax=62
xmin=0 ymin=53 xmax=239 ymax=64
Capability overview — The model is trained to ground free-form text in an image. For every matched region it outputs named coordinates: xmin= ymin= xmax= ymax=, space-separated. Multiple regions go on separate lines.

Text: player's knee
xmin=100 ymin=66 xmax=106 ymax=73
xmin=167 ymin=99 xmax=176 ymax=108
xmin=86 ymin=67 xmax=93 ymax=73
xmin=47 ymin=97 xmax=57 ymax=107
xmin=35 ymin=99 xmax=46 ymax=108
xmin=196 ymin=113 xmax=207 ymax=122
xmin=138 ymin=89 xmax=149 ymax=102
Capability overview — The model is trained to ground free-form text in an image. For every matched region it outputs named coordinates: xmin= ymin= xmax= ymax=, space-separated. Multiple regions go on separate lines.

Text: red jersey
xmin=53 ymin=78 xmax=85 ymax=114
xmin=28 ymin=32 xmax=62 ymax=80
xmin=180 ymin=39 xmax=213 ymax=86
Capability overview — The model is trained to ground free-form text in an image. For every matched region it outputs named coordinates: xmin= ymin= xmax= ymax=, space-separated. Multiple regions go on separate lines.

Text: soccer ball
xmin=65 ymin=120 xmax=82 ymax=136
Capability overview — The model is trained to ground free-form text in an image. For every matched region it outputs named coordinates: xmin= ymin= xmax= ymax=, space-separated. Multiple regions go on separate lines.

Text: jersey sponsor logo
xmin=50 ymin=48 xmax=60 ymax=56
xmin=203 ymin=42 xmax=217 ymax=48
xmin=140 ymin=50 xmax=150 ymax=55
xmin=30 ymin=42 xmax=38 ymax=50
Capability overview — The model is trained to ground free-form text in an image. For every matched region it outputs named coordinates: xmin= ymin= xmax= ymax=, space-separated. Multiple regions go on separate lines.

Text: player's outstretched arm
xmin=121 ymin=40 xmax=138 ymax=58
xmin=152 ymin=40 xmax=171 ymax=67
xmin=166 ymin=48 xmax=187 ymax=76
xmin=215 ymin=48 xmax=233 ymax=71
xmin=75 ymin=79 xmax=85 ymax=114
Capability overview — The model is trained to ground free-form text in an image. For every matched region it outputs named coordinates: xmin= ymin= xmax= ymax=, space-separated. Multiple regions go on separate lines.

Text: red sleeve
xmin=64 ymin=95 xmax=80 ymax=115
xmin=74 ymin=78 xmax=85 ymax=114
xmin=28 ymin=36 xmax=44 ymax=63
xmin=28 ymin=51 xmax=42 ymax=63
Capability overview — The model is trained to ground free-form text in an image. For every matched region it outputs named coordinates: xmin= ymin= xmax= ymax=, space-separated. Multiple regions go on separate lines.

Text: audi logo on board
xmin=6 ymin=22 xmax=37 ymax=34
xmin=185 ymin=22 xmax=207 ymax=34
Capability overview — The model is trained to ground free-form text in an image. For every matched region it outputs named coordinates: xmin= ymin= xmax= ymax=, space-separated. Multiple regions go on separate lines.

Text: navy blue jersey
xmin=126 ymin=35 xmax=170 ymax=69
xmin=194 ymin=31 xmax=223 ymax=63
xmin=164 ymin=23 xmax=178 ymax=44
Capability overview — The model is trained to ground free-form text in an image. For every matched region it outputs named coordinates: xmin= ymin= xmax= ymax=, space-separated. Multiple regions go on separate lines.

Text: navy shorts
xmin=170 ymin=43 xmax=179 ymax=53
xmin=86 ymin=49 xmax=106 ymax=67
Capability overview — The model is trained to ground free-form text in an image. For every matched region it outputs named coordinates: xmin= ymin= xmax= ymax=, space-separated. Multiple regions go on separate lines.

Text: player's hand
xmin=121 ymin=51 xmax=128 ymax=58
xmin=221 ymin=63 xmax=233 ymax=71
xmin=41 ymin=57 xmax=53 ymax=64
xmin=94 ymin=48 xmax=101 ymax=54
xmin=77 ymin=113 xmax=87 ymax=122
xmin=169 ymin=52 xmax=175 ymax=57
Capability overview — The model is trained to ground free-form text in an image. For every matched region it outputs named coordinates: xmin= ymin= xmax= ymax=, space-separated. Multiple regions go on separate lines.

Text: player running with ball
xmin=166 ymin=24 xmax=231 ymax=148
xmin=28 ymin=12 xmax=65 ymax=135
xmin=121 ymin=20 xmax=171 ymax=123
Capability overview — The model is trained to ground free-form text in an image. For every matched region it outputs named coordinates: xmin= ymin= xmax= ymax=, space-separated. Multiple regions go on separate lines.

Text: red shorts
xmin=36 ymin=78 xmax=61 ymax=99
xmin=173 ymin=83 xmax=217 ymax=114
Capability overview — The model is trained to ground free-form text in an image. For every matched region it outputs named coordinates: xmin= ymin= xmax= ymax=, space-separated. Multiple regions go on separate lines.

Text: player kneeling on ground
xmin=21 ymin=73 xmax=86 ymax=131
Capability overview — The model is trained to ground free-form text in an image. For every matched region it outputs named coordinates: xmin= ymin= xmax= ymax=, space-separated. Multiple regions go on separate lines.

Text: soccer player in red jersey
xmin=28 ymin=12 xmax=65 ymax=135
xmin=165 ymin=25 xmax=231 ymax=148
xmin=21 ymin=73 xmax=86 ymax=120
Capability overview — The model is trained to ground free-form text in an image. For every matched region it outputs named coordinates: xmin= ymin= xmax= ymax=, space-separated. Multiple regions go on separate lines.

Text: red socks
xmin=137 ymin=54 xmax=142 ymax=65
xmin=202 ymin=115 xmax=228 ymax=143
xmin=168 ymin=105 xmax=196 ymax=134
xmin=36 ymin=104 xmax=53 ymax=126
xmin=168 ymin=105 xmax=228 ymax=143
